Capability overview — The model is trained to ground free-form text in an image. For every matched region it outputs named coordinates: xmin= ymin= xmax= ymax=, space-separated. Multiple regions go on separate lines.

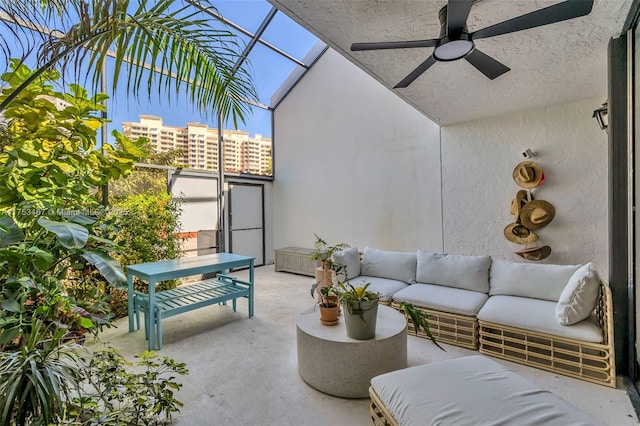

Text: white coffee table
xmin=296 ymin=304 xmax=407 ymax=398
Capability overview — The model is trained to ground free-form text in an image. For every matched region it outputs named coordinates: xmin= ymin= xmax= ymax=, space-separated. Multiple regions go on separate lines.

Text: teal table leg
xmin=128 ymin=273 xmax=135 ymax=332
xmin=148 ymin=279 xmax=156 ymax=351
xmin=249 ymin=259 xmax=254 ymax=317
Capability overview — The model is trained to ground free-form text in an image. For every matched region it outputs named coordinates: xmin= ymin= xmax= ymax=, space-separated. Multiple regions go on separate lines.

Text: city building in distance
xmin=122 ymin=115 xmax=272 ymax=175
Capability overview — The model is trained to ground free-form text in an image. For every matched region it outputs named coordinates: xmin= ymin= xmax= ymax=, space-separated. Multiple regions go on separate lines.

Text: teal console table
xmin=127 ymin=253 xmax=255 ymax=350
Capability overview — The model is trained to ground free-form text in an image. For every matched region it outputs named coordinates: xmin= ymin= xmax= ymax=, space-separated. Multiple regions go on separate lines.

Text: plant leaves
xmin=37 ymin=218 xmax=89 ymax=249
xmin=1 ymin=299 xmax=22 ymax=312
xmin=0 ymin=215 xmax=25 ymax=247
xmin=81 ymin=250 xmax=127 ymax=288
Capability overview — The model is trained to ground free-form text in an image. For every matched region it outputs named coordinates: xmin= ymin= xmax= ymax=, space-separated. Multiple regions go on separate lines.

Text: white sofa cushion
xmin=331 ymin=247 xmax=360 ymax=281
xmin=371 ymin=355 xmax=603 ymax=426
xmin=392 ymin=283 xmax=488 ymax=317
xmin=556 ymin=263 xmax=601 ymax=326
xmin=477 ymin=295 xmax=602 ymax=342
xmin=416 ymin=250 xmax=491 ymax=293
xmin=348 ymin=276 xmax=408 ymax=303
xmin=489 ymin=259 xmax=581 ymax=302
xmin=360 ymin=247 xmax=416 ymax=284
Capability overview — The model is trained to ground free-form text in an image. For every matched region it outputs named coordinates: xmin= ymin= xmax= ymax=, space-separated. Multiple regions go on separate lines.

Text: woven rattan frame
xmin=479 ymin=281 xmax=615 ymax=387
xmin=391 ymin=302 xmax=478 ymax=349
xmin=369 ymin=386 xmax=398 ymax=426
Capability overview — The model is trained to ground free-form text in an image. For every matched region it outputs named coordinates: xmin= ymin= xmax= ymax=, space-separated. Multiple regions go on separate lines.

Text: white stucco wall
xmin=440 ymin=98 xmax=609 ymax=276
xmin=273 ymin=49 xmax=443 ymax=252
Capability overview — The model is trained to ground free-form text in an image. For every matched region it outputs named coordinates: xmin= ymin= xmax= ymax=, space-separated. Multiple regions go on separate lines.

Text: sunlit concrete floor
xmin=90 ymin=265 xmax=639 ymax=426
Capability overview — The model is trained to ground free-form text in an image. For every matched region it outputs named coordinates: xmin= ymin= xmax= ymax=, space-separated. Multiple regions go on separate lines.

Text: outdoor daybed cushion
xmin=392 ymin=283 xmax=488 ymax=317
xmin=370 ymin=355 xmax=603 ymax=426
xmin=477 ymin=296 xmax=603 ymax=342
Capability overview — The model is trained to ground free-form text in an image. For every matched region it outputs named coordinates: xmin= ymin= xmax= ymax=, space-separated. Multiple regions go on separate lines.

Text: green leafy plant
xmin=310 ymin=234 xmax=349 ymax=270
xmin=0 ymin=60 xmax=145 ymax=346
xmin=68 ymin=348 xmax=188 ymax=424
xmin=0 ymin=321 xmax=87 ymax=426
xmin=397 ymin=302 xmax=444 ymax=350
xmin=105 ymin=193 xmax=185 ymax=317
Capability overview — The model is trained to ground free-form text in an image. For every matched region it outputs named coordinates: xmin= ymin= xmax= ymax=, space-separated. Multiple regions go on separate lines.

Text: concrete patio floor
xmin=90 ymin=265 xmax=639 ymax=425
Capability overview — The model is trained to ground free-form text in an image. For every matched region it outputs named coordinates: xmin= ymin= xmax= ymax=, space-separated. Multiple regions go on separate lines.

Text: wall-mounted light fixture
xmin=592 ymin=102 xmax=608 ymax=132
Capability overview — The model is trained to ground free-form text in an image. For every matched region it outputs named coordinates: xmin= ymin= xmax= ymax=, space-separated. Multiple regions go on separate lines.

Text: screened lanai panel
xmin=260 ymin=11 xmax=320 ymax=61
xmin=213 ymin=1 xmax=273 ymax=34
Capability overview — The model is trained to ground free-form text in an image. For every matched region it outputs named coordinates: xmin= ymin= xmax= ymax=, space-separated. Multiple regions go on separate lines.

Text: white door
xmin=229 ymin=183 xmax=264 ymax=266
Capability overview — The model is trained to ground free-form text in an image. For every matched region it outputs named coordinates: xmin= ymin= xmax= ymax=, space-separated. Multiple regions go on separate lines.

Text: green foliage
xmin=0 ymin=327 xmax=188 ymax=425
xmin=0 ymin=60 xmax=145 ymax=347
xmin=310 ymin=234 xmax=349 ymax=268
xmin=106 ymin=193 xmax=184 ymax=317
xmin=398 ymin=302 xmax=444 ymax=350
xmin=68 ymin=348 xmax=188 ymax=425
xmin=0 ymin=0 xmax=258 ymax=127
xmin=0 ymin=321 xmax=87 ymax=426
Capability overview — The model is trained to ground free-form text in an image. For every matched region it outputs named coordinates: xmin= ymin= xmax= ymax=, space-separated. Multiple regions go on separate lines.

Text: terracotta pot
xmin=319 ymin=303 xmax=339 ymax=326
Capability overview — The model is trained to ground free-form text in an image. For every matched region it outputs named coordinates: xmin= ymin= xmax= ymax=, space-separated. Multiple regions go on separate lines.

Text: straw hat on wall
xmin=503 ymin=223 xmax=538 ymax=245
xmin=515 ymin=245 xmax=552 ymax=261
xmin=513 ymin=161 xmax=544 ymax=189
xmin=520 ymin=200 xmax=555 ymax=230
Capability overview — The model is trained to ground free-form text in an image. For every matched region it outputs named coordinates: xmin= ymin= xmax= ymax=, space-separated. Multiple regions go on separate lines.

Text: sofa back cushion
xmin=361 ymin=247 xmax=416 ymax=284
xmin=331 ymin=247 xmax=361 ymax=281
xmin=416 ymin=250 xmax=491 ymax=293
xmin=489 ymin=258 xmax=581 ymax=302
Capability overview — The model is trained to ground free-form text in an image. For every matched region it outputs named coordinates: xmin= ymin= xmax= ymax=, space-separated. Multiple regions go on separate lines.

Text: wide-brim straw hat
xmin=520 ymin=200 xmax=555 ymax=230
xmin=513 ymin=161 xmax=544 ymax=188
xmin=515 ymin=245 xmax=552 ymax=261
xmin=504 ymin=223 xmax=538 ymax=245
xmin=509 ymin=190 xmax=528 ymax=217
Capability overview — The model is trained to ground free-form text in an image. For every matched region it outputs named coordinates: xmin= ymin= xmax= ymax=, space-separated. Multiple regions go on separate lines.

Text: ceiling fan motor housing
xmin=433 ymin=5 xmax=475 ymax=62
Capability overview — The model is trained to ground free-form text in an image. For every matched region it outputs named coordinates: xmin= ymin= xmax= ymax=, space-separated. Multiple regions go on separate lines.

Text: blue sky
xmin=2 ymin=0 xmax=321 ymax=140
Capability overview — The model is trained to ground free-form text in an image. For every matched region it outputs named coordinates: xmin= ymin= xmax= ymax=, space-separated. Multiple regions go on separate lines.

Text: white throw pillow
xmin=416 ymin=250 xmax=491 ymax=293
xmin=331 ymin=247 xmax=360 ymax=282
xmin=556 ymin=263 xmax=601 ymax=326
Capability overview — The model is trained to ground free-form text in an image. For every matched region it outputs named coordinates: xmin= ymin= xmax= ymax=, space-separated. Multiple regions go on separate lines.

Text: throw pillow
xmin=555 ymin=263 xmax=601 ymax=326
xmin=331 ymin=247 xmax=360 ymax=282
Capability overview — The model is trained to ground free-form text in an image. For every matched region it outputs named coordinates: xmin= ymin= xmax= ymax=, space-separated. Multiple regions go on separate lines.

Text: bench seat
xmin=134 ymin=274 xmax=253 ymax=348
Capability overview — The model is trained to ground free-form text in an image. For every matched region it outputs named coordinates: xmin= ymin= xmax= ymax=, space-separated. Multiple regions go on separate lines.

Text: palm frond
xmin=36 ymin=0 xmax=257 ymax=125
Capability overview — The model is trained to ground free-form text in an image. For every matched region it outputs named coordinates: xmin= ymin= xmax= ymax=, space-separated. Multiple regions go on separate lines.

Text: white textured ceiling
xmin=268 ymin=0 xmax=631 ymax=125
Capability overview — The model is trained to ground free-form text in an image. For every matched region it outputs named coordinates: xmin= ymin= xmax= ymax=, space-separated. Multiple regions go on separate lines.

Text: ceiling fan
xmin=351 ymin=0 xmax=594 ymax=88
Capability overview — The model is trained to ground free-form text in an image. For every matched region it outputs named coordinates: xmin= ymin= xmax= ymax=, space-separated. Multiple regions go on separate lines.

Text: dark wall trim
xmin=609 ymin=33 xmax=632 ymax=376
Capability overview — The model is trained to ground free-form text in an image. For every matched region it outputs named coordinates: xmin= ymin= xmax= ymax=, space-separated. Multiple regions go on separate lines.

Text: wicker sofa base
xmin=478 ymin=320 xmax=615 ymax=387
xmin=391 ymin=303 xmax=478 ymax=350
xmin=369 ymin=386 xmax=397 ymax=426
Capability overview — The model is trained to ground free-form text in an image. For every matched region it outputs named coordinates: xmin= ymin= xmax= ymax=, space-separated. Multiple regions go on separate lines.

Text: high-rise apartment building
xmin=122 ymin=115 xmax=272 ymax=175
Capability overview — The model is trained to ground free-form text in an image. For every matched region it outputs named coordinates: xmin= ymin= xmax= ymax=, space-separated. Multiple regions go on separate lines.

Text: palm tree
xmin=0 ymin=0 xmax=258 ymax=127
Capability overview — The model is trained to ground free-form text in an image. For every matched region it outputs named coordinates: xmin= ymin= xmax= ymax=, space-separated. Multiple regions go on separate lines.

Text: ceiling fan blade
xmin=394 ymin=55 xmax=437 ymax=88
xmin=351 ymin=39 xmax=439 ymax=51
xmin=471 ymin=0 xmax=594 ymax=40
xmin=464 ymin=49 xmax=510 ymax=80
xmin=447 ymin=0 xmax=474 ymax=36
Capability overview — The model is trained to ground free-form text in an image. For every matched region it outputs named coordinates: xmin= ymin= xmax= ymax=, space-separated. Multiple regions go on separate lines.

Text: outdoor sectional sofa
xmin=331 ymin=246 xmax=616 ymax=387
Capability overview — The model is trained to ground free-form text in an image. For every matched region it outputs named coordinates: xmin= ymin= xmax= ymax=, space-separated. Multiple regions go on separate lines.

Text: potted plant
xmin=309 ymin=234 xmax=349 ymax=294
xmin=310 ymin=283 xmax=340 ymax=326
xmin=337 ymin=282 xmax=380 ymax=340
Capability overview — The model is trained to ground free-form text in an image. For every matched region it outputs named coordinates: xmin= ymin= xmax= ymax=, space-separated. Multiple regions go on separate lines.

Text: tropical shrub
xmin=0 ymin=60 xmax=145 ymax=346
xmin=106 ymin=193 xmax=185 ymax=317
